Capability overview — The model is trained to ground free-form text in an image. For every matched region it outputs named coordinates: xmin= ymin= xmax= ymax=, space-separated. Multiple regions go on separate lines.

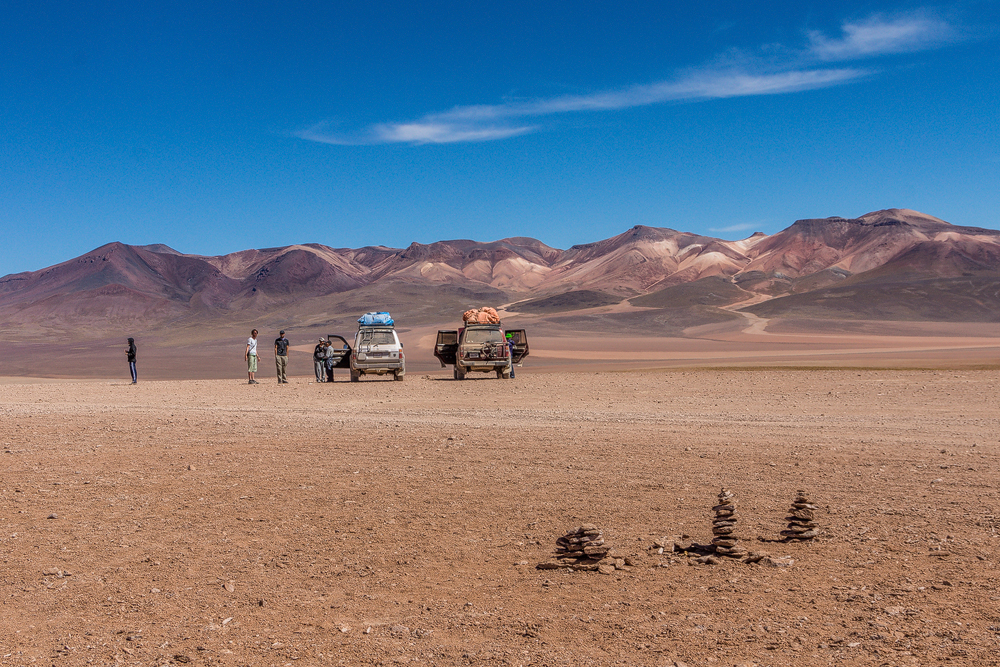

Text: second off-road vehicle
xmin=434 ymin=323 xmax=528 ymax=380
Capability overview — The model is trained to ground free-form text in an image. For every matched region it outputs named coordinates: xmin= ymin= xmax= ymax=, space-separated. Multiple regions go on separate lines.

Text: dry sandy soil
xmin=2 ymin=363 xmax=1000 ymax=666
xmin=2 ymin=317 xmax=998 ymax=382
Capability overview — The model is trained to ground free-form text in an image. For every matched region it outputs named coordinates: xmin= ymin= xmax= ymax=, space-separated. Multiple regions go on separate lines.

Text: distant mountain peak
xmin=1 ymin=209 xmax=997 ymax=335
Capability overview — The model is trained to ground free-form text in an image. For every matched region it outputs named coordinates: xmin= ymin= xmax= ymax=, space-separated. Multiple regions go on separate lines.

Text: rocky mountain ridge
xmin=1 ymin=209 xmax=998 ymax=337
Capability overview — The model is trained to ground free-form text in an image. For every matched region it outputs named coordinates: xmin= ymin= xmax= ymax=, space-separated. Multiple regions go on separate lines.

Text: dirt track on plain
xmin=2 ymin=369 xmax=1000 ymax=666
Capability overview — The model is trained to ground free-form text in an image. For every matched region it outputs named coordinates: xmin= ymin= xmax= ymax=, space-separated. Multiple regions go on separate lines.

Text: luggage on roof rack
xmin=462 ymin=307 xmax=500 ymax=324
xmin=358 ymin=311 xmax=394 ymax=326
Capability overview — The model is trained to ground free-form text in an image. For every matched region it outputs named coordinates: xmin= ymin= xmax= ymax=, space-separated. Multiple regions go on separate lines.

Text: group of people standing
xmin=244 ymin=329 xmax=336 ymax=385
xmin=245 ymin=329 xmax=291 ymax=384
xmin=313 ymin=338 xmax=339 ymax=383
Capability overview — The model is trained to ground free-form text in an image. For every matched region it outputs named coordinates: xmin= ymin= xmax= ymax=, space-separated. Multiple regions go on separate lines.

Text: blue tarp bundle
xmin=358 ymin=311 xmax=394 ymax=326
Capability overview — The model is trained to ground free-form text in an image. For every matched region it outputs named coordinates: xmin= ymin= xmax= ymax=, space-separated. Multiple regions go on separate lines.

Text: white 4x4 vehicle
xmin=350 ymin=326 xmax=405 ymax=381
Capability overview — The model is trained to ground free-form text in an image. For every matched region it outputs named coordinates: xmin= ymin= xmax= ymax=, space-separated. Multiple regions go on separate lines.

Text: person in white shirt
xmin=245 ymin=329 xmax=260 ymax=384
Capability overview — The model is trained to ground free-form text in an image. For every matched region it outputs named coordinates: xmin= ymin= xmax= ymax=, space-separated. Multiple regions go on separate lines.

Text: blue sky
xmin=2 ymin=1 xmax=998 ymax=275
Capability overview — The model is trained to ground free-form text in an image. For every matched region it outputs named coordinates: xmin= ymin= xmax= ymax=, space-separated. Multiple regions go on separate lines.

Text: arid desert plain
xmin=3 ymin=327 xmax=1000 ymax=667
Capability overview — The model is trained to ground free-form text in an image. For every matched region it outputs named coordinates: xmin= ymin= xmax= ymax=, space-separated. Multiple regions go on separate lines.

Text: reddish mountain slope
xmin=0 ymin=209 xmax=997 ymax=338
xmin=743 ymin=209 xmax=999 ymax=277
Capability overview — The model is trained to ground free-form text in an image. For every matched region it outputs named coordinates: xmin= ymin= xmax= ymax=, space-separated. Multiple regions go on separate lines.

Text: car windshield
xmin=359 ymin=330 xmax=395 ymax=345
xmin=464 ymin=329 xmax=505 ymax=344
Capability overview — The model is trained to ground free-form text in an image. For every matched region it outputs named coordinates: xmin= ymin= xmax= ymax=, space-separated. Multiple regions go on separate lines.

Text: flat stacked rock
xmin=711 ymin=488 xmax=747 ymax=558
xmin=537 ymin=524 xmax=628 ymax=573
xmin=781 ymin=490 xmax=818 ymax=541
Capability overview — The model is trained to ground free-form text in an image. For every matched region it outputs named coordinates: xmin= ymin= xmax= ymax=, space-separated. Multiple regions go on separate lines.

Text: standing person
xmin=246 ymin=329 xmax=259 ymax=384
xmin=274 ymin=329 xmax=290 ymax=384
xmin=125 ymin=337 xmax=137 ymax=384
xmin=313 ymin=338 xmax=327 ymax=382
xmin=325 ymin=340 xmax=336 ymax=383
xmin=506 ymin=334 xmax=516 ymax=379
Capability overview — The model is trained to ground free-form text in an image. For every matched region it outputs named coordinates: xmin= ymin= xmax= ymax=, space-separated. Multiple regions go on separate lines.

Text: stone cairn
xmin=781 ymin=490 xmax=818 ymax=541
xmin=711 ymin=488 xmax=747 ymax=559
xmin=537 ymin=524 xmax=628 ymax=573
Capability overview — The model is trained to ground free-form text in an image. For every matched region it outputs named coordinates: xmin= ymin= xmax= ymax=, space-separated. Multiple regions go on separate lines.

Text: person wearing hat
xmin=274 ymin=329 xmax=290 ymax=384
xmin=313 ymin=337 xmax=328 ymax=382
xmin=125 ymin=337 xmax=137 ymax=384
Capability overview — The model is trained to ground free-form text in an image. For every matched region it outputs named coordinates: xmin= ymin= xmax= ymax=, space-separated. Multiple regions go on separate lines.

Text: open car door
xmin=326 ymin=334 xmax=353 ymax=369
xmin=505 ymin=329 xmax=529 ymax=363
xmin=433 ymin=330 xmax=458 ymax=367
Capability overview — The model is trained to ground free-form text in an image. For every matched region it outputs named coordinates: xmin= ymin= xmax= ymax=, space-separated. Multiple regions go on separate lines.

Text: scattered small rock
xmin=47 ymin=513 xmax=58 ymax=519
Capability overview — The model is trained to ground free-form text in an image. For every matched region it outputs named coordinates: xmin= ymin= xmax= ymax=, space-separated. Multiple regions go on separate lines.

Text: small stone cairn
xmin=781 ymin=490 xmax=818 ymax=541
xmin=711 ymin=488 xmax=747 ymax=559
xmin=537 ymin=524 xmax=628 ymax=573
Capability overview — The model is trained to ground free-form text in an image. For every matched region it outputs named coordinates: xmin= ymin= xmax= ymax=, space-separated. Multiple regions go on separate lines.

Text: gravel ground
xmin=2 ymin=369 xmax=999 ymax=666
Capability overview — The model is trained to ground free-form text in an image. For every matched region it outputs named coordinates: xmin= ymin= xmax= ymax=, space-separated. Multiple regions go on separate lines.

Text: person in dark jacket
xmin=506 ymin=335 xmax=515 ymax=379
xmin=314 ymin=338 xmax=327 ymax=382
xmin=126 ymin=337 xmax=137 ymax=384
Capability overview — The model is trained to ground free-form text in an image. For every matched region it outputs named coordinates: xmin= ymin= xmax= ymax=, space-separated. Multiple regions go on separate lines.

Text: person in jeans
xmin=313 ymin=338 xmax=327 ymax=382
xmin=126 ymin=337 xmax=137 ymax=384
xmin=274 ymin=329 xmax=290 ymax=384
xmin=246 ymin=329 xmax=259 ymax=384
xmin=325 ymin=340 xmax=337 ymax=382
xmin=506 ymin=335 xmax=515 ymax=379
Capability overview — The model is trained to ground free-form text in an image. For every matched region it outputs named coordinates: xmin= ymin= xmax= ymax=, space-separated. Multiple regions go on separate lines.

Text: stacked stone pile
xmin=711 ymin=488 xmax=747 ymax=558
xmin=536 ymin=524 xmax=629 ymax=573
xmin=781 ymin=490 xmax=818 ymax=541
xmin=556 ymin=524 xmax=608 ymax=559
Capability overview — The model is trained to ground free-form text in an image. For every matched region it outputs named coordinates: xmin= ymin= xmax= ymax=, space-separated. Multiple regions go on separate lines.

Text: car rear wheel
xmin=454 ymin=366 xmax=465 ymax=381
xmin=350 ymin=369 xmax=360 ymax=382
xmin=394 ymin=371 xmax=404 ymax=381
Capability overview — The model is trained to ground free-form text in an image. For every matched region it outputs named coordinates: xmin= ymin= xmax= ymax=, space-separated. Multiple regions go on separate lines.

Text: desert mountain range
xmin=1 ymin=208 xmax=998 ymax=341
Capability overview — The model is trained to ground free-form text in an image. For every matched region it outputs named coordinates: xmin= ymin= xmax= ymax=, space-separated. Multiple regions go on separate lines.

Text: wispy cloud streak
xmin=299 ymin=10 xmax=959 ymax=146
xmin=710 ymin=222 xmax=761 ymax=233
xmin=808 ymin=13 xmax=957 ymax=61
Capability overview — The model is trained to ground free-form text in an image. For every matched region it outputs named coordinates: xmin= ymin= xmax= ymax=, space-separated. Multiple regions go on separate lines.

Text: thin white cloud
xmin=300 ymin=121 xmax=537 ymax=145
xmin=808 ymin=13 xmax=957 ymax=61
xmin=299 ymin=10 xmax=959 ymax=146
xmin=300 ymin=68 xmax=865 ymax=145
xmin=485 ymin=68 xmax=866 ymax=116
xmin=710 ymin=223 xmax=760 ymax=233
